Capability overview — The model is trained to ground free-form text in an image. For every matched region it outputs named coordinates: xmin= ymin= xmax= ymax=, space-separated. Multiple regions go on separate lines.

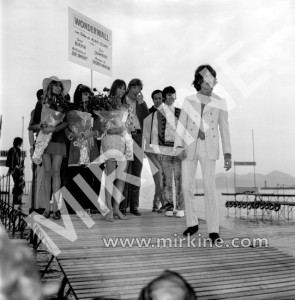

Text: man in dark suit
xmin=121 ymin=79 xmax=150 ymax=216
xmin=143 ymin=90 xmax=164 ymax=212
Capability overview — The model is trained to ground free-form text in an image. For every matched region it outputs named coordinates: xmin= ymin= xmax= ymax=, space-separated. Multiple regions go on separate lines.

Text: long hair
xmin=36 ymin=89 xmax=43 ymax=101
xmin=192 ymin=64 xmax=217 ymax=91
xmin=73 ymin=84 xmax=92 ymax=109
xmin=44 ymin=80 xmax=64 ymax=103
xmin=109 ymin=79 xmax=126 ymax=98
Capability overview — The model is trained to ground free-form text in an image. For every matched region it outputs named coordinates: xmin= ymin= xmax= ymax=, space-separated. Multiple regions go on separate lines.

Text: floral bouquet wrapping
xmin=93 ymin=110 xmax=133 ymax=163
xmin=67 ymin=110 xmax=93 ymax=166
xmin=32 ymin=105 xmax=65 ymax=165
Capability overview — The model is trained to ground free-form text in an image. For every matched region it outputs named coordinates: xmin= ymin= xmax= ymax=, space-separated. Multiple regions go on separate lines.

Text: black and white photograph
xmin=1 ymin=0 xmax=295 ymax=299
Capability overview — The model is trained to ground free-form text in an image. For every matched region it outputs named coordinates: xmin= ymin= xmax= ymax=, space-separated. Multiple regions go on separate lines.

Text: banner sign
xmin=234 ymin=161 xmax=256 ymax=166
xmin=68 ymin=7 xmax=112 ymax=76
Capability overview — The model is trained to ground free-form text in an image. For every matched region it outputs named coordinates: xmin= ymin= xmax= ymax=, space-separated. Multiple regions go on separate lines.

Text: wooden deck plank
xmin=68 ymin=268 xmax=290 ymax=289
xmin=72 ymin=275 xmax=295 ymax=294
xmin=34 ymin=210 xmax=295 ymax=299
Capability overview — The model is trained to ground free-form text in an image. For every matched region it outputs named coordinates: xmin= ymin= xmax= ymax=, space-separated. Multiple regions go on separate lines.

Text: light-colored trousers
xmin=181 ymin=140 xmax=219 ymax=233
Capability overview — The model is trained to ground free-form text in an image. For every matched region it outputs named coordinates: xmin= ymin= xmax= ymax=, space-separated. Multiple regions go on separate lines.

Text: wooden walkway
xmin=36 ymin=210 xmax=295 ymax=300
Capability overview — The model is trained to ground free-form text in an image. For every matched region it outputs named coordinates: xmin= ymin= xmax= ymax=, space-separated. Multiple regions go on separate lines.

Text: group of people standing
xmin=28 ymin=76 xmax=150 ymax=221
xmin=27 ymin=64 xmax=232 ymax=244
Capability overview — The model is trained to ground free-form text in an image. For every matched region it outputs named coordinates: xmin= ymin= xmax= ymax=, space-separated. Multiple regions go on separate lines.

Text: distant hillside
xmin=214 ymin=170 xmax=295 ymax=191
xmin=142 ymin=169 xmax=295 ymax=193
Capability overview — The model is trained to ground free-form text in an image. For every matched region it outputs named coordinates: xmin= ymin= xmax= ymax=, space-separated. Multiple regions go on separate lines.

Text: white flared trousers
xmin=181 ymin=140 xmax=219 ymax=233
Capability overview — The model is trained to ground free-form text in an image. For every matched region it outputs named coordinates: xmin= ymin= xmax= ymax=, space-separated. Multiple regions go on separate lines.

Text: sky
xmin=1 ymin=0 xmax=295 ymax=182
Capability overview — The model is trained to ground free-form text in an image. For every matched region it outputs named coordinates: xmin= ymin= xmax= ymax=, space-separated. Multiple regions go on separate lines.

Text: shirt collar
xmin=164 ymin=103 xmax=175 ymax=112
xmin=126 ymin=95 xmax=136 ymax=105
xmin=197 ymin=92 xmax=211 ymax=105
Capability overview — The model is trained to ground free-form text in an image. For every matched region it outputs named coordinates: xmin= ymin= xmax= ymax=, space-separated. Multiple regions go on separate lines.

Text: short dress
xmin=98 ymin=105 xmax=133 ymax=163
xmin=32 ymin=101 xmax=67 ymax=157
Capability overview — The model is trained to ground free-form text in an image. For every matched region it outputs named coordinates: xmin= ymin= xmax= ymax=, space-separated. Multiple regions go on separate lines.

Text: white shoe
xmin=176 ymin=210 xmax=185 ymax=218
xmin=165 ymin=211 xmax=174 ymax=217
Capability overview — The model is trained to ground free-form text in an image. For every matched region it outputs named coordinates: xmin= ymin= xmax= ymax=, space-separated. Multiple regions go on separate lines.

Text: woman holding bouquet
xmin=65 ymin=84 xmax=102 ymax=214
xmin=101 ymin=79 xmax=133 ymax=222
xmin=31 ymin=76 xmax=71 ymax=220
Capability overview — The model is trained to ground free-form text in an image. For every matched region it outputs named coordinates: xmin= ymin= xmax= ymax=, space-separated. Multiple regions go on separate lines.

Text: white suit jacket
xmin=174 ymin=93 xmax=231 ymax=160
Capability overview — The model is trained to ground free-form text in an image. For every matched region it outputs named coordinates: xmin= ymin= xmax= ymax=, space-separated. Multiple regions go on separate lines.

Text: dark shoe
xmin=157 ymin=206 xmax=166 ymax=213
xmin=42 ymin=211 xmax=50 ymax=219
xmin=152 ymin=206 xmax=158 ymax=212
xmin=130 ymin=209 xmax=141 ymax=216
xmin=183 ymin=225 xmax=199 ymax=236
xmin=209 ymin=232 xmax=221 ymax=244
xmin=52 ymin=211 xmax=61 ymax=220
xmin=157 ymin=203 xmax=173 ymax=213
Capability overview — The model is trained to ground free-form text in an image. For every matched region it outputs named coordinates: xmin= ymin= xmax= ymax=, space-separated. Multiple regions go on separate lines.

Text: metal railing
xmin=0 ymin=174 xmax=28 ymax=238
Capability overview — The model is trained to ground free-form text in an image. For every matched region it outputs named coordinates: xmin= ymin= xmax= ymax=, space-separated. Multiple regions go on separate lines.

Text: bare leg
xmin=42 ymin=154 xmax=52 ymax=213
xmin=113 ymin=160 xmax=128 ymax=220
xmin=105 ymin=159 xmax=116 ymax=222
xmin=51 ymin=154 xmax=63 ymax=212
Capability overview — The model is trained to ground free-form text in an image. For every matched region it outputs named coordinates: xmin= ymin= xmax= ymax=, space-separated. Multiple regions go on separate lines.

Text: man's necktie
xmin=198 ymin=103 xmax=206 ymax=140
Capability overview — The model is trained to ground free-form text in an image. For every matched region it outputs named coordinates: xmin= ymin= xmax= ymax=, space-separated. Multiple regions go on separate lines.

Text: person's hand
xmin=224 ymin=157 xmax=232 ymax=171
xmin=127 ymin=124 xmax=135 ymax=132
xmin=82 ymin=131 xmax=94 ymax=139
xmin=137 ymin=92 xmax=144 ymax=104
xmin=42 ymin=126 xmax=55 ymax=134
xmin=177 ymin=149 xmax=187 ymax=161
xmin=72 ymin=132 xmax=81 ymax=139
xmin=107 ymin=126 xmax=124 ymax=135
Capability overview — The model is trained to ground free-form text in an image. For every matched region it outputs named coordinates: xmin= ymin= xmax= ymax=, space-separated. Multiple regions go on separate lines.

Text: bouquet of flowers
xmin=88 ymin=90 xmax=133 ymax=163
xmin=67 ymin=110 xmax=94 ymax=166
xmin=47 ymin=94 xmax=73 ymax=113
xmin=87 ymin=90 xmax=118 ymax=112
xmin=32 ymin=105 xmax=65 ymax=165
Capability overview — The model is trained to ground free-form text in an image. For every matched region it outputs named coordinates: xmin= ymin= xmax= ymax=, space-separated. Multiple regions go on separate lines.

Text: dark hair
xmin=109 ymin=79 xmax=127 ymax=98
xmin=138 ymin=270 xmax=196 ymax=300
xmin=127 ymin=78 xmax=143 ymax=92
xmin=13 ymin=137 xmax=23 ymax=147
xmin=64 ymin=94 xmax=71 ymax=102
xmin=162 ymin=86 xmax=176 ymax=102
xmin=36 ymin=89 xmax=43 ymax=101
xmin=192 ymin=64 xmax=217 ymax=91
xmin=73 ymin=84 xmax=92 ymax=108
xmin=151 ymin=90 xmax=162 ymax=100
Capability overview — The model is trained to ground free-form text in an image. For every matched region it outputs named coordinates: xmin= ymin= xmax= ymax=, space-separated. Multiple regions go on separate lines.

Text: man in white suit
xmin=174 ymin=65 xmax=232 ymax=244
